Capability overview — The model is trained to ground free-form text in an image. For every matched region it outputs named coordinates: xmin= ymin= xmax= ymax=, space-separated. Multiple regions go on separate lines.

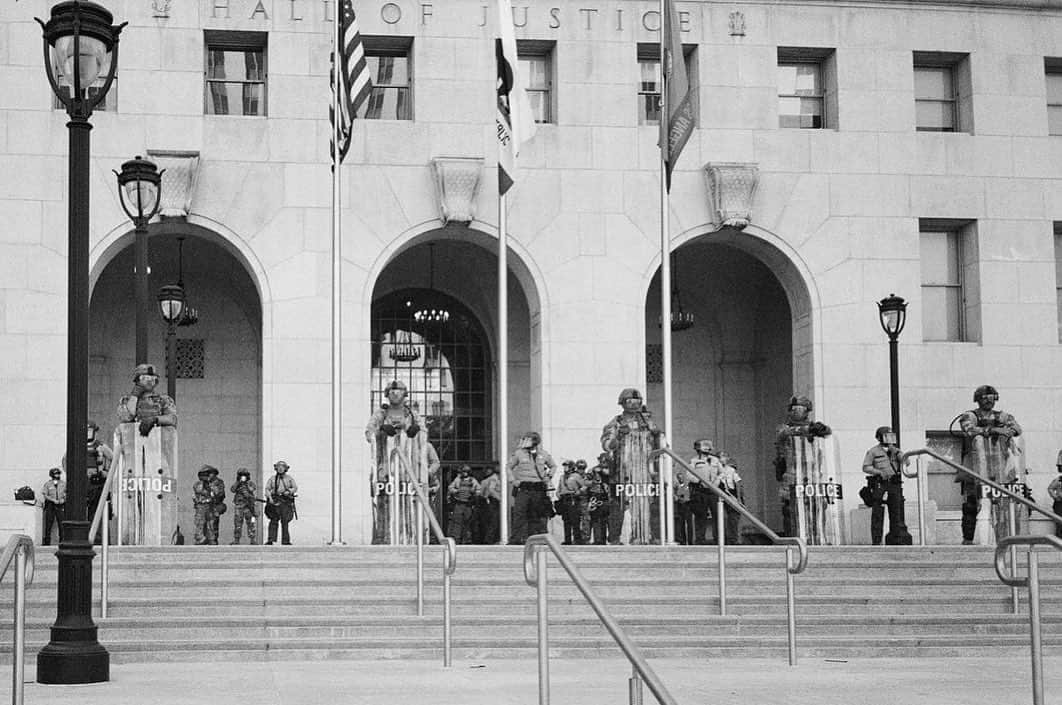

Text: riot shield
xmin=615 ymin=429 xmax=660 ymax=545
xmin=787 ymin=435 xmax=845 ymax=545
xmin=370 ymin=431 xmax=428 ymax=545
xmin=969 ymin=435 xmax=1025 ymax=544
xmin=114 ymin=423 xmax=178 ymax=545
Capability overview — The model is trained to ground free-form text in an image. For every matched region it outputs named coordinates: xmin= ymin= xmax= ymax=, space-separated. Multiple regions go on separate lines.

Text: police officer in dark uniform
xmin=586 ymin=461 xmax=611 ymax=544
xmin=85 ymin=420 xmax=112 ymax=537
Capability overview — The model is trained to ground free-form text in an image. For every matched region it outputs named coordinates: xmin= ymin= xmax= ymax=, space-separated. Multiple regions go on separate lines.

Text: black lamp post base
xmin=36 ymin=640 xmax=110 ymax=684
xmin=35 ymin=521 xmax=110 ymax=684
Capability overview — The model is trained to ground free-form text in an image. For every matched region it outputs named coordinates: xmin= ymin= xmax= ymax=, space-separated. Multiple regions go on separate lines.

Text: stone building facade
xmin=3 ymin=0 xmax=1062 ymax=543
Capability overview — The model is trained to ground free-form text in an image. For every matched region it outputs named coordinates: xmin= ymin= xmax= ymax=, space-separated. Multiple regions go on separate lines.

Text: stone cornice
xmin=725 ymin=0 xmax=1062 ymax=11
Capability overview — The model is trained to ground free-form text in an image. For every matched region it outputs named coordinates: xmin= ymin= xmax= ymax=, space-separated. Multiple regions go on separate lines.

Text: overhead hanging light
xmin=413 ymin=243 xmax=450 ymax=323
xmin=659 ymin=251 xmax=694 ymax=331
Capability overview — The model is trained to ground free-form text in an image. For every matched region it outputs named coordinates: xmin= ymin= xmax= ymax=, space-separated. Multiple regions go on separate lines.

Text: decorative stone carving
xmin=729 ymin=11 xmax=746 ymax=36
xmin=146 ymin=150 xmax=201 ymax=218
xmin=703 ymin=162 xmax=759 ymax=229
xmin=152 ymin=0 xmax=172 ymax=18
xmin=431 ymin=157 xmax=483 ymax=225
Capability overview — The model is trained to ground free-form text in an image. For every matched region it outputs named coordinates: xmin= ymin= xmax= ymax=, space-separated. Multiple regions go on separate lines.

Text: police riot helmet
xmin=874 ymin=426 xmax=893 ymax=443
xmin=49 ymin=467 xmax=61 ymax=479
xmin=236 ymin=468 xmax=251 ymax=480
xmin=575 ymin=459 xmax=587 ymax=470
xmin=789 ymin=396 xmax=813 ymax=412
xmin=973 ymin=385 xmax=999 ymax=403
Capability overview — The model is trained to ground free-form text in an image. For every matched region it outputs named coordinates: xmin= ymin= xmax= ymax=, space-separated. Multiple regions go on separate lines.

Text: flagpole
xmin=498 ymin=193 xmax=509 ymax=545
xmin=659 ymin=0 xmax=674 ymax=546
xmin=329 ymin=1 xmax=344 ymax=545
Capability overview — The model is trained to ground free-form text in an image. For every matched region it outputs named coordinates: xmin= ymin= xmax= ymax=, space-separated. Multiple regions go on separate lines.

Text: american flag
xmin=330 ymin=0 xmax=372 ymax=165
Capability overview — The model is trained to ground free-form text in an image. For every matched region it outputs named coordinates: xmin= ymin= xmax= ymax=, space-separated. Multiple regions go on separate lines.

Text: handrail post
xmin=13 ymin=545 xmax=26 ymax=705
xmin=442 ymin=542 xmax=452 ymax=667
xmin=1008 ymin=503 xmax=1018 ymax=614
xmin=1028 ymin=549 xmax=1044 ymax=705
xmin=416 ymin=495 xmax=424 ymax=617
xmin=916 ymin=458 xmax=926 ymax=546
xmin=716 ymin=495 xmax=726 ymax=616
xmin=786 ymin=545 xmax=797 ymax=666
xmin=101 ymin=494 xmax=110 ymax=619
xmin=629 ymin=666 xmax=643 ymax=705
xmin=536 ymin=547 xmax=549 ymax=705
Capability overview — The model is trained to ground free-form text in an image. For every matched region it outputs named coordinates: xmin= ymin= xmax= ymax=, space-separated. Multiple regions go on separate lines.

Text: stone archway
xmin=644 ymin=226 xmax=816 ymax=532
xmin=89 ymin=222 xmax=263 ymax=544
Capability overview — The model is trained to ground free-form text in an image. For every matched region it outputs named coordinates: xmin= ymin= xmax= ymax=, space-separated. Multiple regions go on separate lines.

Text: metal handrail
xmin=389 ymin=448 xmax=457 ymax=667
xmin=993 ymin=535 xmax=1062 ymax=705
xmin=901 ymin=448 xmax=1062 ymax=533
xmin=650 ymin=447 xmax=807 ymax=665
xmin=524 ymin=534 xmax=679 ymax=705
xmin=88 ymin=464 xmax=118 ymax=618
xmin=0 ymin=535 xmax=35 ymax=705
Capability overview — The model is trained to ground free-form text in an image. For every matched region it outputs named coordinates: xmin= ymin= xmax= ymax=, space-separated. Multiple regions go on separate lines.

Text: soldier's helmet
xmin=693 ymin=438 xmax=714 ymax=453
xmin=789 ymin=396 xmax=813 ymax=411
xmin=385 ymin=379 xmax=408 ymax=393
xmin=617 ymin=388 xmax=643 ymax=405
xmin=973 ymin=385 xmax=999 ymax=402
xmin=236 ymin=468 xmax=251 ymax=479
xmin=1056 ymin=449 xmax=1062 ymax=468
xmin=575 ymin=459 xmax=587 ymax=470
xmin=197 ymin=468 xmax=213 ymax=480
xmin=874 ymin=426 xmax=893 ymax=442
xmin=523 ymin=431 xmax=541 ymax=445
xmin=132 ymin=363 xmax=158 ymax=380
xmin=274 ymin=460 xmax=290 ymax=471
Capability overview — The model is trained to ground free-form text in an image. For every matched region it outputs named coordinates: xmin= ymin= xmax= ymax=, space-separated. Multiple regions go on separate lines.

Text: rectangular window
xmin=924 ymin=431 xmax=963 ymax=511
xmin=519 ymin=40 xmax=555 ymax=124
xmin=1046 ymin=59 xmax=1062 ymax=135
xmin=777 ymin=48 xmax=835 ymax=129
xmin=204 ymin=31 xmax=267 ymax=116
xmin=359 ymin=37 xmax=413 ymax=120
xmin=1055 ymin=224 xmax=1062 ymax=342
xmin=920 ymin=220 xmax=981 ymax=342
xmin=914 ymin=52 xmax=971 ymax=132
xmin=637 ymin=44 xmax=697 ymax=127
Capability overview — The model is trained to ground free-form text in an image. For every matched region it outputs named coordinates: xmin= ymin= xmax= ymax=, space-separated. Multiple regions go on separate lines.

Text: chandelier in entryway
xmin=669 ymin=251 xmax=694 ymax=331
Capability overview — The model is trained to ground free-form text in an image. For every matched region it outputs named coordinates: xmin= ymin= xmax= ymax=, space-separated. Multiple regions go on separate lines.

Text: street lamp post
xmin=877 ymin=294 xmax=908 ymax=445
xmin=157 ymin=284 xmax=185 ymax=400
xmin=115 ymin=155 xmax=162 ymax=366
xmin=35 ymin=0 xmax=125 ymax=684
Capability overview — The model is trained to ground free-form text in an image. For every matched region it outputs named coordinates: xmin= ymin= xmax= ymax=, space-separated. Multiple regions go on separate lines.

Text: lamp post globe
xmin=116 ymin=155 xmax=163 ymax=366
xmin=877 ymin=293 xmax=908 ymax=341
xmin=158 ymin=283 xmax=185 ymax=399
xmin=35 ymin=0 xmax=125 ymax=685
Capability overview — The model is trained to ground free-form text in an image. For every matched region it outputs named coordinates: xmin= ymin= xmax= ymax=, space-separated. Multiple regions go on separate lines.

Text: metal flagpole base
xmin=36 ymin=522 xmax=110 ymax=684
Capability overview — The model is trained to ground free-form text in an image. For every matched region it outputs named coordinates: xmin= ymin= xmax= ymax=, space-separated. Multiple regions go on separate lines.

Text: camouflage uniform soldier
xmin=447 ymin=465 xmax=480 ymax=545
xmin=1048 ymin=451 xmax=1062 ymax=539
xmin=192 ymin=466 xmax=219 ymax=545
xmin=230 ymin=468 xmax=258 ymax=544
xmin=207 ymin=467 xmax=226 ymax=544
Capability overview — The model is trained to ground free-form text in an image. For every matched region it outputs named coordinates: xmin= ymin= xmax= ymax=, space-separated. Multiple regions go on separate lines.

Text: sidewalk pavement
xmin=11 ymin=656 xmax=1060 ymax=704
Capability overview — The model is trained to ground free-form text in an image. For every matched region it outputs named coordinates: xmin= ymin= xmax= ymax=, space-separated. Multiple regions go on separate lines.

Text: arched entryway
xmin=89 ymin=223 xmax=263 ymax=544
xmin=368 ymin=233 xmax=542 ymax=539
xmin=644 ymin=226 xmax=814 ymax=533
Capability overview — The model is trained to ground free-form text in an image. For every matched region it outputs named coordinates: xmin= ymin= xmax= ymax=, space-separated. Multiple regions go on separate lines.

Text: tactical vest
xmin=136 ymin=393 xmax=165 ymax=420
xmin=86 ymin=439 xmax=101 ymax=470
xmin=453 ymin=478 xmax=474 ymax=503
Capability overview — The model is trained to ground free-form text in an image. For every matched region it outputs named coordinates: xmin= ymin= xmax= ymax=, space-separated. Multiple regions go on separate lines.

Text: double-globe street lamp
xmin=115 ymin=155 xmax=162 ymax=366
xmin=35 ymin=0 xmax=125 ymax=684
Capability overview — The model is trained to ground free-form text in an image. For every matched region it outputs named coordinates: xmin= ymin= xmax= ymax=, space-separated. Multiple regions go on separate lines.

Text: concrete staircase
xmin=2 ymin=545 xmax=1060 ymax=662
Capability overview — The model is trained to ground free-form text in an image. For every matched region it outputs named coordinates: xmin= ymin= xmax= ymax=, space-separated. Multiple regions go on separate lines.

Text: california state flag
xmin=495 ymin=0 xmax=537 ymax=195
